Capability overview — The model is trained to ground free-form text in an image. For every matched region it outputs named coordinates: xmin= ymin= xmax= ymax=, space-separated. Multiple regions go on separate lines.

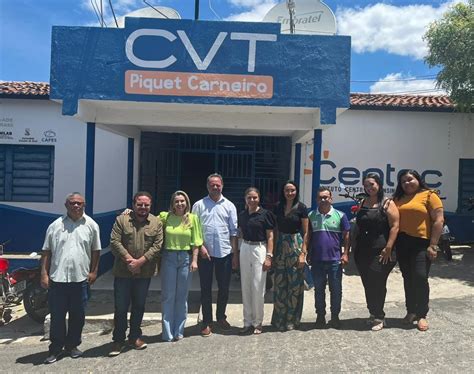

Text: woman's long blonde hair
xmin=169 ymin=190 xmax=192 ymax=228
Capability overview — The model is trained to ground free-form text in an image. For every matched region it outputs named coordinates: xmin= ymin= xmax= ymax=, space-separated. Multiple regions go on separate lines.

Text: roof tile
xmin=0 ymin=81 xmax=455 ymax=110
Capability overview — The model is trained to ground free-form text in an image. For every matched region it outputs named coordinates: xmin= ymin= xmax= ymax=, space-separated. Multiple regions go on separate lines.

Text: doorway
xmin=139 ymin=132 xmax=291 ymax=213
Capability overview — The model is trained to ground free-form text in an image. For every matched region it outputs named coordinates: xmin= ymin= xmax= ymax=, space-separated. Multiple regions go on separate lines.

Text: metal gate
xmin=140 ymin=133 xmax=291 ymax=213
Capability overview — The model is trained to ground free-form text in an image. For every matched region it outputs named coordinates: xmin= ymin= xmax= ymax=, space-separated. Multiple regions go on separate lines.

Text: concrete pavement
xmin=1 ymin=245 xmax=473 ymax=372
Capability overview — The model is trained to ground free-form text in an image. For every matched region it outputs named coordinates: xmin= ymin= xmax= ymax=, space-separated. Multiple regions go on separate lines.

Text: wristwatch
xmin=428 ymin=245 xmax=439 ymax=251
xmin=266 ymin=253 xmax=273 ymax=258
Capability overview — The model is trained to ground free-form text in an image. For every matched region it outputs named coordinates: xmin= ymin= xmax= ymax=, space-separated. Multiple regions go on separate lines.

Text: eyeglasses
xmin=68 ymin=201 xmax=84 ymax=206
xmin=135 ymin=204 xmax=151 ymax=208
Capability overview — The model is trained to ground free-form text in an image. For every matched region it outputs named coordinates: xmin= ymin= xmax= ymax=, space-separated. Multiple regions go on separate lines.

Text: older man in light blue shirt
xmin=192 ymin=173 xmax=238 ymax=337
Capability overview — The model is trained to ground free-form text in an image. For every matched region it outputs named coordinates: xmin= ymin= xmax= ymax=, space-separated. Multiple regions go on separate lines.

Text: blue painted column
xmin=294 ymin=143 xmax=301 ymax=186
xmin=311 ymin=129 xmax=323 ymax=209
xmin=127 ymin=138 xmax=134 ymax=207
xmin=85 ymin=122 xmax=95 ymax=216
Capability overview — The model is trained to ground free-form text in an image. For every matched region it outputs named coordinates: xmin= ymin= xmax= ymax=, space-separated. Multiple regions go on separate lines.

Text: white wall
xmin=93 ymin=126 xmax=129 ymax=213
xmin=0 ymin=99 xmax=87 ymax=214
xmin=301 ymin=109 xmax=474 ymax=213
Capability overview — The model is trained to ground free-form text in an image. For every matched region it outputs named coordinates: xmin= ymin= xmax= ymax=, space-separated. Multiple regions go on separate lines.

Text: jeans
xmin=48 ymin=280 xmax=88 ymax=355
xmin=355 ymin=250 xmax=396 ymax=319
xmin=396 ymin=234 xmax=431 ymax=318
xmin=113 ymin=277 xmax=151 ymax=343
xmin=198 ymin=253 xmax=232 ymax=325
xmin=160 ymin=250 xmax=193 ymax=341
xmin=311 ymin=261 xmax=342 ymax=317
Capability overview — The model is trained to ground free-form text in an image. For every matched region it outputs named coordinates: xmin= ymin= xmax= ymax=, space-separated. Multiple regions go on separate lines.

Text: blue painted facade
xmin=50 ymin=18 xmax=350 ymax=124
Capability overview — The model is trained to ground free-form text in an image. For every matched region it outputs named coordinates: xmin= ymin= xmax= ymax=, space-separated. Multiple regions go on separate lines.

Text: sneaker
xmin=173 ymin=335 xmax=184 ymax=342
xmin=286 ymin=323 xmax=295 ymax=331
xmin=44 ymin=352 xmax=61 ymax=364
xmin=315 ymin=315 xmax=326 ymax=329
xmin=129 ymin=337 xmax=147 ymax=350
xmin=217 ymin=318 xmax=232 ymax=331
xmin=201 ymin=325 xmax=212 ymax=337
xmin=238 ymin=325 xmax=253 ymax=335
xmin=217 ymin=318 xmax=231 ymax=331
xmin=328 ymin=316 xmax=341 ymax=329
xmin=108 ymin=342 xmax=125 ymax=357
xmin=67 ymin=347 xmax=83 ymax=359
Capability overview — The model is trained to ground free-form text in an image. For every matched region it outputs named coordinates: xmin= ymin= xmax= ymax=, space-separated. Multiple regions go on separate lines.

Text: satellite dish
xmin=263 ymin=0 xmax=337 ymax=35
xmin=114 ymin=6 xmax=181 ymax=28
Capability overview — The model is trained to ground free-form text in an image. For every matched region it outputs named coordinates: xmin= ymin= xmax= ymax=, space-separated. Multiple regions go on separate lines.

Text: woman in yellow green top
xmin=159 ymin=190 xmax=203 ymax=342
xmin=393 ymin=170 xmax=444 ymax=332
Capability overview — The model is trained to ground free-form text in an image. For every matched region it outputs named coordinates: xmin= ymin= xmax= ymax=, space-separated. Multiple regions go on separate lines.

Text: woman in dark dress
xmin=354 ymin=173 xmax=399 ymax=331
xmin=271 ymin=181 xmax=309 ymax=331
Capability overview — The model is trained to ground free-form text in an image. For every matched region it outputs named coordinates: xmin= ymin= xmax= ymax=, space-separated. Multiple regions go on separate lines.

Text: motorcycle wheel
xmin=23 ymin=283 xmax=49 ymax=323
xmin=440 ymin=240 xmax=453 ymax=261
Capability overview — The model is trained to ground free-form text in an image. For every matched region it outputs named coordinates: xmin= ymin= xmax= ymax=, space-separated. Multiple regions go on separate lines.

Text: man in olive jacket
xmin=109 ymin=191 xmax=163 ymax=357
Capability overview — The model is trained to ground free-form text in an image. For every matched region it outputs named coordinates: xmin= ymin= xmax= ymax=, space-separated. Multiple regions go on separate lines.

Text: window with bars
xmin=0 ymin=145 xmax=54 ymax=202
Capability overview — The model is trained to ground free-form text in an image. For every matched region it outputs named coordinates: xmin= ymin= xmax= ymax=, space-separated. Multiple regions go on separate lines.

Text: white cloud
xmin=225 ymin=0 xmax=277 ymax=22
xmin=337 ymin=1 xmax=466 ymax=60
xmin=369 ymin=73 xmax=446 ymax=95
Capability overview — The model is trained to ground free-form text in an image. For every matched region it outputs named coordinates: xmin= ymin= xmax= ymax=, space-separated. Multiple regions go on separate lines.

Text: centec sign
xmin=50 ymin=18 xmax=350 ymax=124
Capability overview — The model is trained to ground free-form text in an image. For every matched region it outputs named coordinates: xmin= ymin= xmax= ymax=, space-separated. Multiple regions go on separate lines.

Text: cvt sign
xmin=126 ymin=29 xmax=277 ymax=73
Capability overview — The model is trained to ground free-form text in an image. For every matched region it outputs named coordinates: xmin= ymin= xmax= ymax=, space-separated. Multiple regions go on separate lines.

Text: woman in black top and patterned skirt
xmin=237 ymin=187 xmax=275 ymax=335
xmin=354 ymin=173 xmax=399 ymax=331
xmin=271 ymin=181 xmax=309 ymax=331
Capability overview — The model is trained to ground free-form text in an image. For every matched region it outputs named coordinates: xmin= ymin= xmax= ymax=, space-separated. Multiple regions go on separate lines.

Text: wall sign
xmin=50 ymin=18 xmax=350 ymax=124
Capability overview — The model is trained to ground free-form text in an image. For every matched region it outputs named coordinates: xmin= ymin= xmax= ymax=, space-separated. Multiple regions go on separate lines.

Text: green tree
xmin=424 ymin=0 xmax=473 ymax=111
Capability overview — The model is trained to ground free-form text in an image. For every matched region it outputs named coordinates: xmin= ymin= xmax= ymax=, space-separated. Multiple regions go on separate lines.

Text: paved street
xmin=1 ymin=246 xmax=473 ymax=373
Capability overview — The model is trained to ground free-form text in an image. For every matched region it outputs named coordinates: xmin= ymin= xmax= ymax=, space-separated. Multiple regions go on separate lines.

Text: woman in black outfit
xmin=354 ymin=173 xmax=399 ymax=331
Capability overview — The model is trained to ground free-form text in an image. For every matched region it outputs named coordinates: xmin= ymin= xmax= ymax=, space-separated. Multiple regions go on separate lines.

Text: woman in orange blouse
xmin=393 ymin=170 xmax=444 ymax=331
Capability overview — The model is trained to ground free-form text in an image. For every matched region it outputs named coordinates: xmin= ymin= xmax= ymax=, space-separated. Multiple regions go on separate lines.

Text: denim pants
xmin=311 ymin=261 xmax=342 ymax=317
xmin=396 ymin=234 xmax=431 ymax=318
xmin=113 ymin=277 xmax=151 ymax=343
xmin=198 ymin=253 xmax=232 ymax=325
xmin=160 ymin=250 xmax=193 ymax=341
xmin=48 ymin=280 xmax=88 ymax=355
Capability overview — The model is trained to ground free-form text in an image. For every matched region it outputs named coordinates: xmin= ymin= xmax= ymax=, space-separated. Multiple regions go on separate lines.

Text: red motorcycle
xmin=0 ymin=242 xmax=49 ymax=325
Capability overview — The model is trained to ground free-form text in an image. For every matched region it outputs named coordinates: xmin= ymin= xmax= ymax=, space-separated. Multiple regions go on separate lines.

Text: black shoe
xmin=44 ymin=351 xmax=62 ymax=364
xmin=315 ymin=315 xmax=326 ymax=329
xmin=328 ymin=316 xmax=341 ymax=329
xmin=67 ymin=347 xmax=83 ymax=359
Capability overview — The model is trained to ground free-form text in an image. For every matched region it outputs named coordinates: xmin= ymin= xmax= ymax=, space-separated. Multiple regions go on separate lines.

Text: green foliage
xmin=424 ymin=0 xmax=474 ymax=111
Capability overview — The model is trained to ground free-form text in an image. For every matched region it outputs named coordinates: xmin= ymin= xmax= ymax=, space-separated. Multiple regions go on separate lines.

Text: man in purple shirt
xmin=307 ymin=187 xmax=350 ymax=329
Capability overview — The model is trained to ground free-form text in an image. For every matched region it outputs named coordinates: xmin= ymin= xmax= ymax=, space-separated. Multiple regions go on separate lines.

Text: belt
xmin=243 ymin=240 xmax=267 ymax=245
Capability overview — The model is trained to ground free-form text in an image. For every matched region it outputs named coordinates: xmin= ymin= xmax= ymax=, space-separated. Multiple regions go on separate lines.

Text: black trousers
xmin=396 ymin=233 xmax=431 ymax=318
xmin=355 ymin=249 xmax=395 ymax=320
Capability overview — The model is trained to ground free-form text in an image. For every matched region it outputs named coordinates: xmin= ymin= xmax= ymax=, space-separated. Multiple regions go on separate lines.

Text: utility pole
xmin=195 ymin=0 xmax=200 ymax=20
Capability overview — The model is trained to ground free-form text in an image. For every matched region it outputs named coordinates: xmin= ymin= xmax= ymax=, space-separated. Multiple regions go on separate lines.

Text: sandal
xmin=417 ymin=318 xmax=429 ymax=331
xmin=371 ymin=319 xmax=385 ymax=331
xmin=253 ymin=325 xmax=263 ymax=335
xmin=402 ymin=313 xmax=417 ymax=324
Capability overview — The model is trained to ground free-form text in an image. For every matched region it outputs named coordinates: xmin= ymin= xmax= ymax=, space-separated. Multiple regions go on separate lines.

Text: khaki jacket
xmin=110 ymin=213 xmax=163 ymax=278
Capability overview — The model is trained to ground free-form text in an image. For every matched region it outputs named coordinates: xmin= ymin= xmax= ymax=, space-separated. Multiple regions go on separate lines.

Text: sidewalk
xmin=47 ymin=244 xmax=474 ymax=335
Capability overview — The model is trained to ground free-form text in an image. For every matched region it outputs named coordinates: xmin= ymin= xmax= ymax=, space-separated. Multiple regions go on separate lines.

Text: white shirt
xmin=42 ymin=214 xmax=101 ymax=282
xmin=192 ymin=195 xmax=238 ymax=258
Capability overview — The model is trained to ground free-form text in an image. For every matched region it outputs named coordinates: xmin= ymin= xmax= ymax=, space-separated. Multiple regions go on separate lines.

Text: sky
xmin=0 ymin=0 xmax=467 ymax=94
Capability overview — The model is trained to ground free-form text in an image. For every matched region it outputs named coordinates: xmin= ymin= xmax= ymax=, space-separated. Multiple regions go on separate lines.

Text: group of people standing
xmin=39 ymin=169 xmax=443 ymax=364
